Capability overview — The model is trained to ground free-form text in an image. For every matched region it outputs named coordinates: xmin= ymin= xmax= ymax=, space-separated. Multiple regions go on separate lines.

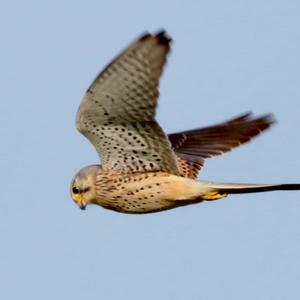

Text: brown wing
xmin=77 ymin=31 xmax=179 ymax=175
xmin=169 ymin=113 xmax=275 ymax=179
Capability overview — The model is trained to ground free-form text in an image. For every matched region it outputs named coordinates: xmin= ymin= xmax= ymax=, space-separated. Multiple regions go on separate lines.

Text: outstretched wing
xmin=169 ymin=113 xmax=275 ymax=179
xmin=76 ymin=31 xmax=179 ymax=175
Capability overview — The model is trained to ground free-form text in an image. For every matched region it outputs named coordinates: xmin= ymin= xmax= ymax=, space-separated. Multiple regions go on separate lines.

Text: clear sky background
xmin=1 ymin=1 xmax=300 ymax=299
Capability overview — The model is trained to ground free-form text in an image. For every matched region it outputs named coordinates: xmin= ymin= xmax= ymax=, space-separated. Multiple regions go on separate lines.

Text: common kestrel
xmin=71 ymin=31 xmax=300 ymax=213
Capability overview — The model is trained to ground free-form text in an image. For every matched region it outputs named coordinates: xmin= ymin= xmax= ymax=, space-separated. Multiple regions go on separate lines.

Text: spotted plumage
xmin=70 ymin=30 xmax=300 ymax=214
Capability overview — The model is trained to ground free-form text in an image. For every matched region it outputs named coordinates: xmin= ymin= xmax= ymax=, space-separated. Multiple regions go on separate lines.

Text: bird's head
xmin=70 ymin=165 xmax=100 ymax=210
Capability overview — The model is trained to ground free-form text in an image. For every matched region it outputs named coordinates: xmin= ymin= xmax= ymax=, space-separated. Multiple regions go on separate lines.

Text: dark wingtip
xmin=252 ymin=113 xmax=277 ymax=132
xmin=262 ymin=113 xmax=277 ymax=126
xmin=139 ymin=32 xmax=151 ymax=41
xmin=138 ymin=30 xmax=172 ymax=46
xmin=139 ymin=31 xmax=150 ymax=41
xmin=227 ymin=112 xmax=253 ymax=123
xmin=155 ymin=30 xmax=172 ymax=45
xmin=227 ymin=112 xmax=277 ymax=129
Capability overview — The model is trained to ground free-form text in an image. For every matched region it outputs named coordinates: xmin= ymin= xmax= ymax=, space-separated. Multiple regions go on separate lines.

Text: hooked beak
xmin=79 ymin=203 xmax=86 ymax=210
xmin=72 ymin=193 xmax=86 ymax=211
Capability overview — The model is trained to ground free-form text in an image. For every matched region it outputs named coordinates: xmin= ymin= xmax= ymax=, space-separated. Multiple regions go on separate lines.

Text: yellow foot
xmin=201 ymin=192 xmax=228 ymax=201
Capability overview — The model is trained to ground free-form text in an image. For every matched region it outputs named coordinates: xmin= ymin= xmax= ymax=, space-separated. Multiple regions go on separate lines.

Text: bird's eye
xmin=72 ymin=186 xmax=80 ymax=194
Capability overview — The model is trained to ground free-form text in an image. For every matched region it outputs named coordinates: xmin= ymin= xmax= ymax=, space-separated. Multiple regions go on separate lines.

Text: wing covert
xmin=170 ymin=113 xmax=275 ymax=179
xmin=76 ymin=31 xmax=179 ymax=175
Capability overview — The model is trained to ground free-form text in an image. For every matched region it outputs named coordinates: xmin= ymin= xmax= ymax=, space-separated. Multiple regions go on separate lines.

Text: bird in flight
xmin=71 ymin=30 xmax=300 ymax=213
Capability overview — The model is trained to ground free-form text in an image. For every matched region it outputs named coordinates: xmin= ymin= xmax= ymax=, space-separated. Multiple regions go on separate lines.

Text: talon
xmin=202 ymin=192 xmax=227 ymax=201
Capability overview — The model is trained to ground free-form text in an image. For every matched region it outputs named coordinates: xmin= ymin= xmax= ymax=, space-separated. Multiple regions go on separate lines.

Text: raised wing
xmin=169 ymin=113 xmax=275 ymax=179
xmin=76 ymin=31 xmax=179 ymax=175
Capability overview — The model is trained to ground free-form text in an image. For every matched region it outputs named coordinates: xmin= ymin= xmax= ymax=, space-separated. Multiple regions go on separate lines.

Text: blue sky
xmin=1 ymin=0 xmax=300 ymax=299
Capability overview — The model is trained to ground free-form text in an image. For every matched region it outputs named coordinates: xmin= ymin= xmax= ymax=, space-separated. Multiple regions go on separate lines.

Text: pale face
xmin=70 ymin=165 xmax=100 ymax=210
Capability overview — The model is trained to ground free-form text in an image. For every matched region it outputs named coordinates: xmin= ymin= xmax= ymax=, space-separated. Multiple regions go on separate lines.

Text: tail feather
xmin=204 ymin=182 xmax=300 ymax=194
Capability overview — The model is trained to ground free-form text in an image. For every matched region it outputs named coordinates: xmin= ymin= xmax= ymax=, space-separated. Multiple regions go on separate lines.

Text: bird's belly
xmin=97 ymin=173 xmax=212 ymax=213
xmin=102 ymin=193 xmax=176 ymax=214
